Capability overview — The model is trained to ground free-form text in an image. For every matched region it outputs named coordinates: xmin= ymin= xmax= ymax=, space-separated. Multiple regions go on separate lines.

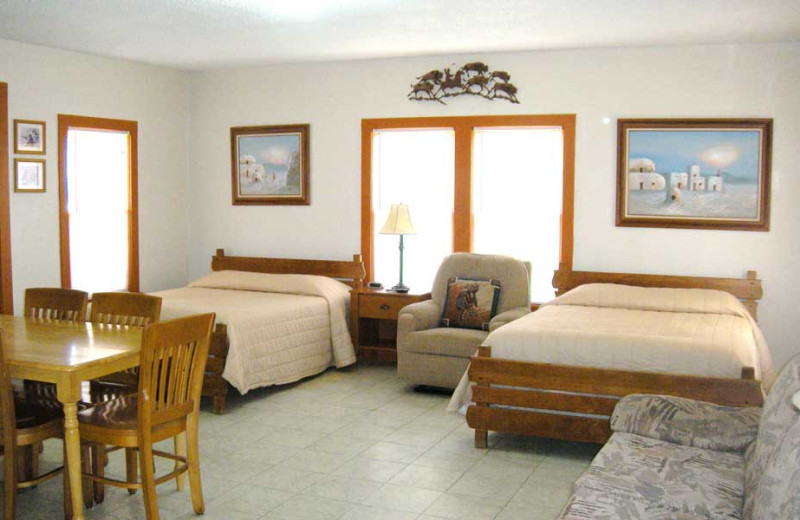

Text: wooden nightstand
xmin=350 ymin=289 xmax=431 ymax=363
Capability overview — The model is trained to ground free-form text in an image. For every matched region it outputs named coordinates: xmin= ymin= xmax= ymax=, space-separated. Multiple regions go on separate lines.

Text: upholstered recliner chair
xmin=397 ymin=253 xmax=531 ymax=388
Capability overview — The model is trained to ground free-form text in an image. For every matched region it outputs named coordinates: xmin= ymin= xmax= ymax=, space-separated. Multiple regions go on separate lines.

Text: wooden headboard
xmin=211 ymin=249 xmax=367 ymax=289
xmin=552 ymin=263 xmax=763 ymax=320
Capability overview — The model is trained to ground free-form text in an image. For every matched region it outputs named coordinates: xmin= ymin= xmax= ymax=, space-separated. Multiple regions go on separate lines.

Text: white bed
xmin=152 ymin=269 xmax=357 ymax=394
xmin=473 ymin=283 xmax=771 ymax=380
xmin=449 ymin=282 xmax=774 ymax=444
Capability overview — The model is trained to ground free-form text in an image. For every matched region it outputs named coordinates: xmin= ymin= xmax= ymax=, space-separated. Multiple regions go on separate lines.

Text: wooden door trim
xmin=57 ymin=114 xmax=140 ymax=292
xmin=361 ymin=114 xmax=576 ymax=282
xmin=0 ymin=83 xmax=12 ymax=313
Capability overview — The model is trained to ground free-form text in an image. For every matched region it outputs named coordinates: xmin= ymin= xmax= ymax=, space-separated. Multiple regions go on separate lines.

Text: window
xmin=472 ymin=127 xmax=564 ymax=301
xmin=371 ymin=129 xmax=454 ymax=290
xmin=58 ymin=115 xmax=139 ymax=293
xmin=362 ymin=115 xmax=575 ymax=302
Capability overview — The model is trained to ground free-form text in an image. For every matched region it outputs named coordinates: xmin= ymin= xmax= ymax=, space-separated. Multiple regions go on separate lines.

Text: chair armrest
xmin=398 ymin=300 xmax=441 ymax=333
xmin=488 ymin=306 xmax=531 ymax=332
xmin=610 ymin=394 xmax=761 ymax=452
xmin=397 ymin=300 xmax=441 ymax=352
xmin=397 ymin=300 xmax=442 ymax=354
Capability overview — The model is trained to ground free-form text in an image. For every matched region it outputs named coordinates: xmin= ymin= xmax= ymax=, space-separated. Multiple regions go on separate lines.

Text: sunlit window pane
xmin=67 ymin=129 xmax=130 ymax=294
xmin=372 ymin=129 xmax=454 ymax=292
xmin=472 ymin=128 xmax=564 ymax=302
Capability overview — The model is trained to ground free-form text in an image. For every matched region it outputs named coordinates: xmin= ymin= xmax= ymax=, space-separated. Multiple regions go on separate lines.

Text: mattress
xmin=151 ymin=270 xmax=356 ymax=394
xmin=448 ymin=283 xmax=774 ymax=412
xmin=483 ymin=304 xmax=759 ymax=379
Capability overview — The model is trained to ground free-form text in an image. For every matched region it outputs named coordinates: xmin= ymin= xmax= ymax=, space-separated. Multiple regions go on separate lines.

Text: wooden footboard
xmin=466 ymin=346 xmax=764 ymax=447
xmin=202 ymin=323 xmax=230 ymax=414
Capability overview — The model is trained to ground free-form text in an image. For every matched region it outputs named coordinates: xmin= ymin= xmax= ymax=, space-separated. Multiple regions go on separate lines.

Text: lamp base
xmin=389 ymin=283 xmax=410 ymax=294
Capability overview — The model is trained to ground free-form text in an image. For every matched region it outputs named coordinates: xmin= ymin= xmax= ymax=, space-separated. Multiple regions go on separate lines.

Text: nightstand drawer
xmin=359 ymin=295 xmax=409 ymax=319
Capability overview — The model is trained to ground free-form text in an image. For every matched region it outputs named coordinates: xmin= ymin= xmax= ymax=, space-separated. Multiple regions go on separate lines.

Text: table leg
xmin=54 ymin=380 xmax=86 ymax=520
xmin=62 ymin=402 xmax=85 ymax=520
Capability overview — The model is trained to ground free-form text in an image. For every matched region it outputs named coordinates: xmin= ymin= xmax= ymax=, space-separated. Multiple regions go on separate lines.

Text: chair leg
xmin=5 ymin=444 xmax=18 ymax=520
xmin=125 ymin=448 xmax=138 ymax=495
xmin=174 ymin=433 xmax=186 ymax=491
xmin=16 ymin=445 xmax=31 ymax=484
xmin=186 ymin=415 xmax=204 ymax=514
xmin=92 ymin=444 xmax=106 ymax=504
xmin=80 ymin=444 xmax=94 ymax=509
xmin=138 ymin=443 xmax=159 ymax=520
xmin=31 ymin=442 xmax=41 ymax=482
xmin=63 ymin=443 xmax=73 ymax=520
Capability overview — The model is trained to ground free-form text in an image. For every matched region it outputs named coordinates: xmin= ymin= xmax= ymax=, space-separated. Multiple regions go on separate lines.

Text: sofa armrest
xmin=488 ymin=306 xmax=531 ymax=332
xmin=397 ymin=300 xmax=441 ymax=351
xmin=610 ymin=394 xmax=761 ymax=452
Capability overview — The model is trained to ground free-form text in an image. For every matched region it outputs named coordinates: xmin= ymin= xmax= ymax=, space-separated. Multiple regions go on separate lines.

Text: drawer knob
xmin=380 ymin=304 xmax=390 ymax=310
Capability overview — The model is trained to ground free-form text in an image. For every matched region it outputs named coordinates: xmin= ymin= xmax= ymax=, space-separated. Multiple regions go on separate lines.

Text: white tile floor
xmin=6 ymin=365 xmax=600 ymax=520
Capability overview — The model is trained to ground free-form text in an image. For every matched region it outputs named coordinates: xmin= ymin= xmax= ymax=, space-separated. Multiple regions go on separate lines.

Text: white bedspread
xmin=448 ymin=283 xmax=774 ymax=412
xmin=152 ymin=270 xmax=356 ymax=394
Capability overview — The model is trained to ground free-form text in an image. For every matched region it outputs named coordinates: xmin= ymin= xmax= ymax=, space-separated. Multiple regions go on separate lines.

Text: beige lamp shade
xmin=380 ymin=204 xmax=416 ymax=235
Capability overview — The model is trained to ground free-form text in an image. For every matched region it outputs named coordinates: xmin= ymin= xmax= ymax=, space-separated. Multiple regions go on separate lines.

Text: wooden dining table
xmin=0 ymin=314 xmax=142 ymax=520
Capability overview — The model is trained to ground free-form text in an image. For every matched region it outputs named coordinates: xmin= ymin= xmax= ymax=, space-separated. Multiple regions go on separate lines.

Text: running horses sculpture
xmin=407 ymin=62 xmax=520 ymax=105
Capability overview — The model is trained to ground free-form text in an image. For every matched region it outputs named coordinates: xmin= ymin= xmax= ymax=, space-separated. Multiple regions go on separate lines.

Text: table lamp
xmin=380 ymin=203 xmax=416 ymax=293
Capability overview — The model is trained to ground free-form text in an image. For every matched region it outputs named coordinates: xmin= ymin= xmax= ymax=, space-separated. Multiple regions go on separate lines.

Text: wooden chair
xmin=0 ymin=332 xmax=71 ymax=520
xmin=86 ymin=292 xmax=162 ymax=504
xmin=20 ymin=287 xmax=88 ymax=492
xmin=78 ymin=313 xmax=215 ymax=520
xmin=89 ymin=292 xmax=162 ymax=396
xmin=24 ymin=288 xmax=88 ymax=321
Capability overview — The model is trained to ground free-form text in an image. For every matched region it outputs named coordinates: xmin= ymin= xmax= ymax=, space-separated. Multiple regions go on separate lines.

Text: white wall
xmin=189 ymin=43 xmax=800 ymax=371
xmin=1 ymin=38 xmax=191 ymax=308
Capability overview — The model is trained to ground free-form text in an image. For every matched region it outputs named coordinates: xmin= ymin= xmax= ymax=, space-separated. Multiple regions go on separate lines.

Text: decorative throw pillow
xmin=441 ymin=278 xmax=501 ymax=330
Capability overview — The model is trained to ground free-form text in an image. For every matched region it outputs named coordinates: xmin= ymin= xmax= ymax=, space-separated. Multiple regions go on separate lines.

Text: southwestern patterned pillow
xmin=440 ymin=278 xmax=501 ymax=330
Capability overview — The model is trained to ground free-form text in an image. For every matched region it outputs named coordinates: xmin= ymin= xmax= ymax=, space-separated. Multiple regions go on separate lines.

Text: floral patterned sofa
xmin=558 ymin=353 xmax=800 ymax=520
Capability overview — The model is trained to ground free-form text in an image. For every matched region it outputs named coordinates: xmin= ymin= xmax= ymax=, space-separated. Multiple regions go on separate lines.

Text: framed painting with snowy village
xmin=230 ymin=124 xmax=310 ymax=205
xmin=616 ymin=119 xmax=772 ymax=231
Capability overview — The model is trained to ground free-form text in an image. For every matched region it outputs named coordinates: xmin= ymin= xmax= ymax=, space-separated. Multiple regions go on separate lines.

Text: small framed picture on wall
xmin=14 ymin=119 xmax=46 ymax=154
xmin=14 ymin=159 xmax=46 ymax=193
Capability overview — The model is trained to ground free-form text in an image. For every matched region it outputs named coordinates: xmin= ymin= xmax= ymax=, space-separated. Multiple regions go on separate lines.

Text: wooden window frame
xmin=361 ymin=114 xmax=576 ymax=284
xmin=58 ymin=114 xmax=140 ymax=292
xmin=0 ymin=82 xmax=12 ymax=313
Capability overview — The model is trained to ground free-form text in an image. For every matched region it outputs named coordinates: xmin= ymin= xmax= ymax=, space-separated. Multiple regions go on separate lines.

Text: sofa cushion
xmin=400 ymin=327 xmax=487 ymax=358
xmin=747 ymin=415 xmax=800 ymax=519
xmin=560 ymin=488 xmax=710 ymax=520
xmin=611 ymin=394 xmax=761 ymax=453
xmin=441 ymin=277 xmax=501 ymax=330
xmin=572 ymin=432 xmax=745 ymax=520
xmin=744 ymin=354 xmax=800 ymax=519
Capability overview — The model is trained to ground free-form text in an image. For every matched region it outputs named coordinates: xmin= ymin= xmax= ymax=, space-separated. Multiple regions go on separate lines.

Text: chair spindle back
xmin=24 ymin=288 xmax=88 ymax=322
xmin=137 ymin=314 xmax=215 ymax=427
xmin=90 ymin=292 xmax=162 ymax=327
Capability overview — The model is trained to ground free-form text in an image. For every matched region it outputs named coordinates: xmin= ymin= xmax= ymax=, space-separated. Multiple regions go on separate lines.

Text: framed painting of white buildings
xmin=616 ymin=119 xmax=772 ymax=231
xmin=230 ymin=124 xmax=310 ymax=205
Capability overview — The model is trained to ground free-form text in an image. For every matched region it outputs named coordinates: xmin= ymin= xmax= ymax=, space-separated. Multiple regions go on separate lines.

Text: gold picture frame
xmin=14 ymin=159 xmax=46 ymax=193
xmin=617 ymin=118 xmax=772 ymax=231
xmin=14 ymin=119 xmax=46 ymax=155
xmin=230 ymin=124 xmax=310 ymax=205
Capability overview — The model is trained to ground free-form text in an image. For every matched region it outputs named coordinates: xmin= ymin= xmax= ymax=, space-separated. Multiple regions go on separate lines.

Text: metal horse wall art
xmin=408 ymin=62 xmax=519 ymax=105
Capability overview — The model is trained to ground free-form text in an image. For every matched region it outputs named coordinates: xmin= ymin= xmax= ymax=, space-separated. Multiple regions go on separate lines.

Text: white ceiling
xmin=1 ymin=0 xmax=799 ymax=71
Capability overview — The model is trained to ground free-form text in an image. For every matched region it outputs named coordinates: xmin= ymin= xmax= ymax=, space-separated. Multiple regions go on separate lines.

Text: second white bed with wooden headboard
xmin=449 ymin=267 xmax=774 ymax=447
xmin=151 ymin=249 xmax=366 ymax=406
